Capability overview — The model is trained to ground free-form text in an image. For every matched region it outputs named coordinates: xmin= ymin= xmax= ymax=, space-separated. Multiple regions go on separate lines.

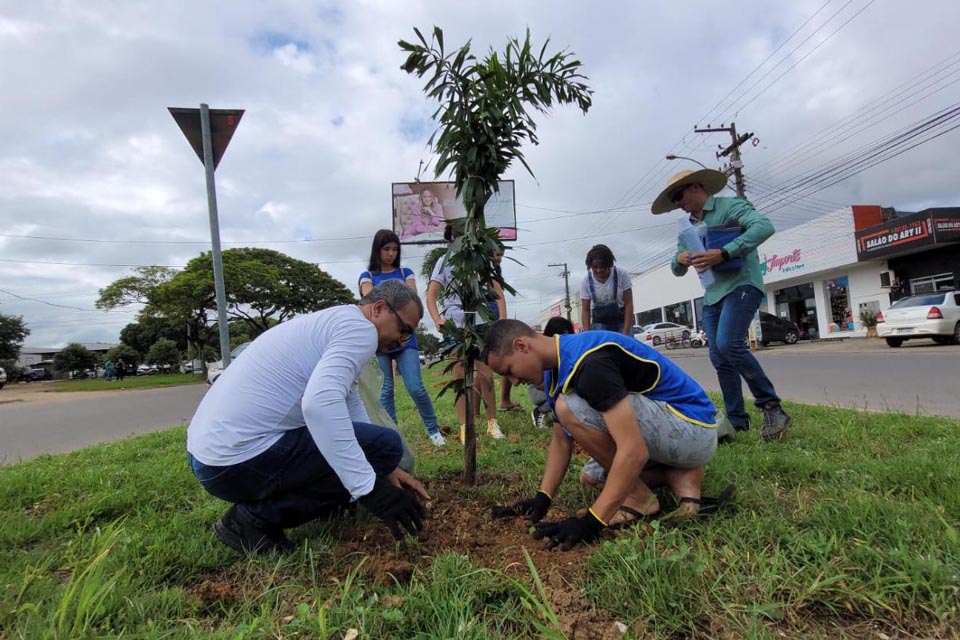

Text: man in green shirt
xmin=652 ymin=169 xmax=791 ymax=442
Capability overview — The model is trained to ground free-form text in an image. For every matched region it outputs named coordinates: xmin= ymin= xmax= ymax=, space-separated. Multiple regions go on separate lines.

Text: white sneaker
xmin=429 ymin=432 xmax=446 ymax=447
xmin=487 ymin=419 xmax=505 ymax=440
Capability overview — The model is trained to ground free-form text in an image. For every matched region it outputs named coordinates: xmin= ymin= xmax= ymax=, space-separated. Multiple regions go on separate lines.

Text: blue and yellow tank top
xmin=548 ymin=331 xmax=716 ymax=427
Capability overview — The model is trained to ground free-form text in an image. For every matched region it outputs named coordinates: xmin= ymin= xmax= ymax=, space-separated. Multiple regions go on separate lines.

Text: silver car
xmin=206 ymin=342 xmax=251 ymax=384
xmin=877 ymin=291 xmax=960 ymax=347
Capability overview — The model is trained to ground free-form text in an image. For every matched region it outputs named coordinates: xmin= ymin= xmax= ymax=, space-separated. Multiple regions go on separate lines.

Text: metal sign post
xmin=169 ymin=105 xmax=244 ymax=369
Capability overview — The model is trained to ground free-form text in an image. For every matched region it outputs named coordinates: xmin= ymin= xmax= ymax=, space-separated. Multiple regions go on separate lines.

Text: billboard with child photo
xmin=391 ymin=180 xmax=517 ymax=244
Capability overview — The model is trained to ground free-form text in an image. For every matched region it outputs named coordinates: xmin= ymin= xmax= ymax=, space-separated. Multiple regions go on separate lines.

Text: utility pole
xmin=694 ymin=121 xmax=755 ymax=197
xmin=548 ymin=262 xmax=572 ymax=322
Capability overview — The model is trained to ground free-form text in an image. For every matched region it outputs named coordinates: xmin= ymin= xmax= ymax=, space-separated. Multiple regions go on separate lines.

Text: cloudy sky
xmin=2 ymin=0 xmax=959 ymax=348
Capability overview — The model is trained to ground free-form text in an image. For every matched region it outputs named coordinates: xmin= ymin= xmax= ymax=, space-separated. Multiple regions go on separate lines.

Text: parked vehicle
xmin=759 ymin=312 xmax=801 ymax=346
xmin=0 ymin=366 xmax=6 ymax=389
xmin=137 ymin=364 xmax=160 ymax=376
xmin=689 ymin=330 xmax=708 ymax=348
xmin=634 ymin=322 xmax=691 ymax=346
xmin=21 ymin=367 xmax=51 ymax=382
xmin=877 ymin=291 xmax=960 ymax=347
xmin=207 ymin=342 xmax=251 ymax=385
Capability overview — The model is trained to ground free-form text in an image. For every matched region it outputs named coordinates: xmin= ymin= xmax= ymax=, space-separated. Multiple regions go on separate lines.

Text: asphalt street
xmin=664 ymin=340 xmax=960 ymax=419
xmin=0 ymin=383 xmax=207 ymax=465
xmin=1 ymin=341 xmax=957 ymax=465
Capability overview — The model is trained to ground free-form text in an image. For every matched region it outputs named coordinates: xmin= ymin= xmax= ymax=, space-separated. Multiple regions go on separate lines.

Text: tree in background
xmin=156 ymin=248 xmax=356 ymax=335
xmin=400 ymin=26 xmax=592 ymax=483
xmin=54 ymin=343 xmax=98 ymax=377
xmin=415 ymin=326 xmax=441 ymax=358
xmin=105 ymin=344 xmax=141 ymax=370
xmin=0 ymin=311 xmax=30 ymax=362
xmin=100 ymin=249 xmax=355 ymax=361
xmin=146 ymin=338 xmax=181 ymax=371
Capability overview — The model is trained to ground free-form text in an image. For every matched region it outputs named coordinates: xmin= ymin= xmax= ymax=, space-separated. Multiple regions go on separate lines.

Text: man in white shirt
xmin=187 ymin=280 xmax=431 ymax=553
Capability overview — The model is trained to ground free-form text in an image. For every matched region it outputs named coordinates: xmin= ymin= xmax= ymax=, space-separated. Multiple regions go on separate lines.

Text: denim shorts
xmin=563 ymin=392 xmax=717 ymax=468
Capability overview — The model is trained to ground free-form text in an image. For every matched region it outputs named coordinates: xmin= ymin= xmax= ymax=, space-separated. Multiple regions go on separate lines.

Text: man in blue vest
xmin=482 ymin=319 xmax=731 ymax=550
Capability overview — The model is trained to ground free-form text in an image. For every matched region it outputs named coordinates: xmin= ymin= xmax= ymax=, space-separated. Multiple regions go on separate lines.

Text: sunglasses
xmin=382 ymin=299 xmax=415 ymax=343
xmin=670 ymin=185 xmax=689 ymax=204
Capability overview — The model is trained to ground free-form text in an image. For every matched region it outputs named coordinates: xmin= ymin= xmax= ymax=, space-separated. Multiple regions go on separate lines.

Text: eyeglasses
xmin=382 ymin=299 xmax=415 ymax=343
xmin=670 ymin=185 xmax=689 ymax=204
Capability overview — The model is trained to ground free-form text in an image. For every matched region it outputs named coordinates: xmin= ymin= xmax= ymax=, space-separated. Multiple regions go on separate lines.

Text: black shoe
xmin=761 ymin=404 xmax=792 ymax=441
xmin=213 ymin=505 xmax=295 ymax=554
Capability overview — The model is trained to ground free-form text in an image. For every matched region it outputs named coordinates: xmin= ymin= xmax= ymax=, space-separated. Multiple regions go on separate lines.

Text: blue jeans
xmin=377 ymin=348 xmax=440 ymax=437
xmin=187 ymin=423 xmax=402 ymax=529
xmin=701 ymin=285 xmax=780 ymax=429
xmin=591 ymin=323 xmax=623 ymax=333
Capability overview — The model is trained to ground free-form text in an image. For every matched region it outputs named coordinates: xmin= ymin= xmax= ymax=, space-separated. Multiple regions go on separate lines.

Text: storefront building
xmin=625 ymin=206 xmax=892 ymax=339
xmin=853 ymin=207 xmax=960 ymax=299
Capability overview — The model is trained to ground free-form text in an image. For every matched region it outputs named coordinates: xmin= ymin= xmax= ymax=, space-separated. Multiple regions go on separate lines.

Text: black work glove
xmin=532 ymin=510 xmax=605 ymax=550
xmin=358 ymin=476 xmax=426 ymax=539
xmin=491 ymin=491 xmax=552 ymax=523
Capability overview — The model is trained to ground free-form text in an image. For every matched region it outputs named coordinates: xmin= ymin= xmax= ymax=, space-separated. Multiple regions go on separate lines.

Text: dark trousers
xmin=188 ymin=423 xmax=402 ymax=530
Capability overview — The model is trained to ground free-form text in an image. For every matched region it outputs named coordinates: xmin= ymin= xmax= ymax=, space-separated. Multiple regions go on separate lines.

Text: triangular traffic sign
xmin=168 ymin=107 xmax=244 ymax=169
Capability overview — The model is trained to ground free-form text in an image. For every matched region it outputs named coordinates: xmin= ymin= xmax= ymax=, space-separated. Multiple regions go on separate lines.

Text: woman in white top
xmin=426 ymin=223 xmax=505 ymax=441
xmin=579 ymin=244 xmax=634 ymax=335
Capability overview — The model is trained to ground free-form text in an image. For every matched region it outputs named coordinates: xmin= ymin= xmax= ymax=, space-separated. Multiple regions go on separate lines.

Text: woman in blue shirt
xmin=359 ymin=230 xmax=445 ymax=446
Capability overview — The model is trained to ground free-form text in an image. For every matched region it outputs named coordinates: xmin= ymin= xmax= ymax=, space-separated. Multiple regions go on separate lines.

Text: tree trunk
xmin=463 ymin=356 xmax=477 ymax=485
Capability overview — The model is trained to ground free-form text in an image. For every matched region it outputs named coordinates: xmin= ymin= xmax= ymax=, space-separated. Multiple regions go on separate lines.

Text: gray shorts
xmin=563 ymin=392 xmax=717 ymax=469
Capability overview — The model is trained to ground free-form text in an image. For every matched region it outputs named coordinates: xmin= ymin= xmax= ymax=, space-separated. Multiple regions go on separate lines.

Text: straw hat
xmin=651 ymin=169 xmax=728 ymax=215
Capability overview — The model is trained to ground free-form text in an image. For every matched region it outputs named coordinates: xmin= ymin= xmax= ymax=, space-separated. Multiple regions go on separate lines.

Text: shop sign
xmin=760 ymin=249 xmax=805 ymax=276
xmin=932 ymin=209 xmax=960 ymax=243
xmin=855 ymin=212 xmax=934 ymax=260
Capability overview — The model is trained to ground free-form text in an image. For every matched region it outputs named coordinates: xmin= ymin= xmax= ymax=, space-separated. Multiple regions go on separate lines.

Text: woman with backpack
xmin=359 ymin=229 xmax=446 ymax=446
xmin=579 ymin=244 xmax=634 ymax=335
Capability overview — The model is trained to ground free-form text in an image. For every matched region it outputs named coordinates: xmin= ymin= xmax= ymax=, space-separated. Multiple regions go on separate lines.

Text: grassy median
xmin=49 ymin=373 xmax=206 ymax=392
xmin=1 ymin=366 xmax=958 ymax=639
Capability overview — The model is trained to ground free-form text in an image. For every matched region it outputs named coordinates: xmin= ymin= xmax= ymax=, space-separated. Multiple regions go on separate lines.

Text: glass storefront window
xmin=826 ymin=276 xmax=852 ymax=332
xmin=664 ymin=300 xmax=693 ymax=328
xmin=774 ymin=283 xmax=817 ymax=339
xmin=636 ymin=308 xmax=663 ymax=328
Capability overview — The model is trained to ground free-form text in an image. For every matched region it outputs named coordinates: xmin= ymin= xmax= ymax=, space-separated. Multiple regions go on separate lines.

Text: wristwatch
xmin=720 ymin=249 xmax=731 ymax=262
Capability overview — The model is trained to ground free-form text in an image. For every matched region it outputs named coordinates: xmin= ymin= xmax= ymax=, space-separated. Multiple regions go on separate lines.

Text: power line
xmin=0 ymin=288 xmax=134 ymax=313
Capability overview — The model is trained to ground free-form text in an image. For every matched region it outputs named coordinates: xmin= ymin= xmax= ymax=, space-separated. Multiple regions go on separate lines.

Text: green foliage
xmin=1 ymin=373 xmax=960 ymax=638
xmin=145 ymin=338 xmax=180 ymax=369
xmin=400 ymin=26 xmax=592 ymax=479
xmin=415 ymin=326 xmax=441 ymax=356
xmin=152 ymin=248 xmax=356 ymax=334
xmin=104 ymin=343 xmax=140 ymax=368
xmin=95 ymin=266 xmax=176 ymax=310
xmin=0 ymin=311 xmax=30 ymax=361
xmin=53 ymin=343 xmax=98 ymax=375
xmin=859 ymin=308 xmax=879 ymax=327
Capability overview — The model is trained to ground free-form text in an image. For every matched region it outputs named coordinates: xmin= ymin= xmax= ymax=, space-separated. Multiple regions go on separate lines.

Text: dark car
xmin=21 ymin=367 xmax=52 ymax=382
xmin=760 ymin=312 xmax=800 ymax=346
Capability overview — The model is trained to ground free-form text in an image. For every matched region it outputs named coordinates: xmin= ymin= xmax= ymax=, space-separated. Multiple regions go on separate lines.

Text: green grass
xmin=1 ymin=366 xmax=959 ymax=638
xmin=50 ymin=373 xmax=206 ymax=392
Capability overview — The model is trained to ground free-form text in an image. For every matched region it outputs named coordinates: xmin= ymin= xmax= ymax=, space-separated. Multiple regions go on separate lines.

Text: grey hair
xmin=360 ymin=279 xmax=424 ymax=320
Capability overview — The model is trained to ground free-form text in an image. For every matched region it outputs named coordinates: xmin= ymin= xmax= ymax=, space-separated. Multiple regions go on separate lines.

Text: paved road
xmin=0 ymin=383 xmax=207 ymax=465
xmin=664 ymin=341 xmax=960 ymax=418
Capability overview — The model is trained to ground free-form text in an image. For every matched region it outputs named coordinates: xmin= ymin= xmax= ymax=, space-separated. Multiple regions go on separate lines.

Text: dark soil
xmin=192 ymin=473 xmax=641 ymax=639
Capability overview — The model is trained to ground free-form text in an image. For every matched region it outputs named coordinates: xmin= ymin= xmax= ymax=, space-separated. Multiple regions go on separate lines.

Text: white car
xmin=0 ymin=366 xmax=6 ymax=389
xmin=634 ymin=322 xmax=692 ymax=346
xmin=207 ymin=342 xmax=251 ymax=385
xmin=877 ymin=290 xmax=960 ymax=347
